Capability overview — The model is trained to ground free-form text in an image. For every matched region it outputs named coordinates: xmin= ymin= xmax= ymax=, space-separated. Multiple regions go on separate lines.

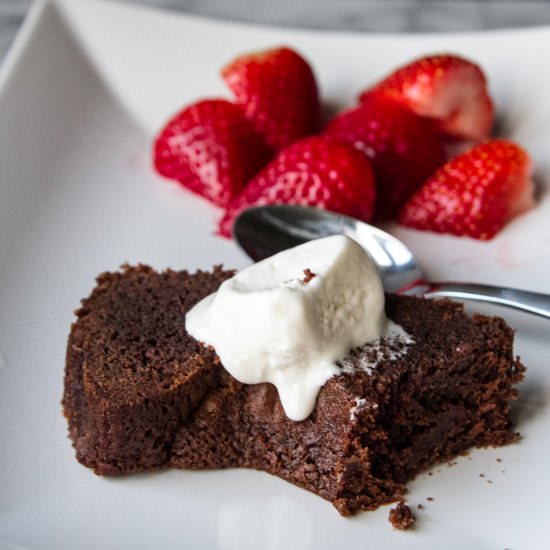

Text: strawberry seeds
xmin=153 ymin=46 xmax=534 ymax=241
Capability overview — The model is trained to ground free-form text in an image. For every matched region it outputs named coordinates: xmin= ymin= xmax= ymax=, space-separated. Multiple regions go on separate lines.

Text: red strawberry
xmin=221 ymin=46 xmax=320 ymax=150
xmin=324 ymin=94 xmax=446 ymax=220
xmin=153 ymin=99 xmax=271 ymax=207
xmin=360 ymin=54 xmax=494 ymax=141
xmin=218 ymin=136 xmax=376 ymax=238
xmin=398 ymin=139 xmax=535 ymax=240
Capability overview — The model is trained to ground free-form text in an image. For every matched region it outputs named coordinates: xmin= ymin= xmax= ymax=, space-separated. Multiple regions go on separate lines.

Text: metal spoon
xmin=233 ymin=205 xmax=550 ymax=319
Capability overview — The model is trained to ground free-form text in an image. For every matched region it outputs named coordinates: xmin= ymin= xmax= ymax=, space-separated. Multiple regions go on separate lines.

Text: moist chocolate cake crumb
xmin=389 ymin=501 xmax=415 ymax=530
xmin=63 ymin=265 xmax=526 ymax=515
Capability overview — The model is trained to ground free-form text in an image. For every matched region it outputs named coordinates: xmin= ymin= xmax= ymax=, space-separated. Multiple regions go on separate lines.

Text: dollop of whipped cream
xmin=185 ymin=235 xmax=388 ymax=421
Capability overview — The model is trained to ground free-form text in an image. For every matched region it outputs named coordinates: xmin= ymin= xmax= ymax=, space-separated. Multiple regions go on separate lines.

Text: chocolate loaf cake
xmin=63 ymin=265 xmax=525 ymax=515
xmin=171 ymin=294 xmax=524 ymax=515
xmin=62 ymin=264 xmax=233 ymax=474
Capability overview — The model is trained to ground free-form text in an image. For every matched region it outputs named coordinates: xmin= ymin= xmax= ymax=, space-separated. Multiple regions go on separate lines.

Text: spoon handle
xmin=404 ymin=281 xmax=550 ymax=319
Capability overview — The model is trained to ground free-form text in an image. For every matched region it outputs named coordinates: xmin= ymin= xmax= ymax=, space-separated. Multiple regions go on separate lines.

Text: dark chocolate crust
xmin=63 ymin=266 xmax=525 ymax=515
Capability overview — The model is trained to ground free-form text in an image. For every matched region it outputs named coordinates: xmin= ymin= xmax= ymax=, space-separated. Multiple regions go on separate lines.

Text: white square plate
xmin=1 ymin=1 xmax=549 ymax=548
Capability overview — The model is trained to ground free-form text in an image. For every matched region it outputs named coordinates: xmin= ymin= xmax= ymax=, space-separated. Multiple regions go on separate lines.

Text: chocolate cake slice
xmin=63 ymin=266 xmax=524 ymax=515
xmin=171 ymin=294 xmax=524 ymax=515
xmin=62 ymin=264 xmax=233 ymax=474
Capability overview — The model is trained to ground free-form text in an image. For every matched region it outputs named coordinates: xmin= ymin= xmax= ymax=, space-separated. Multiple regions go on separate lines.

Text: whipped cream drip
xmin=186 ymin=235 xmax=392 ymax=421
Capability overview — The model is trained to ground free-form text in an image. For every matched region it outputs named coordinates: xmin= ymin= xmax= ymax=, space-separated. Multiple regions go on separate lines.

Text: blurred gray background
xmin=2 ymin=0 xmax=550 ymax=62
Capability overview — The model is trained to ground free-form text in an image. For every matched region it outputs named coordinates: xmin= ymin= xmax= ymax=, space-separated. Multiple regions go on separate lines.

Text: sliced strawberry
xmin=218 ymin=136 xmax=376 ymax=238
xmin=153 ymin=99 xmax=272 ymax=208
xmin=221 ymin=46 xmax=320 ymax=150
xmin=360 ymin=54 xmax=494 ymax=141
xmin=324 ymin=94 xmax=446 ymax=220
xmin=398 ymin=139 xmax=535 ymax=240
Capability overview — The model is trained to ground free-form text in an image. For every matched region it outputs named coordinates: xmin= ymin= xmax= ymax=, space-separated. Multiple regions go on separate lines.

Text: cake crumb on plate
xmin=389 ymin=501 xmax=416 ymax=530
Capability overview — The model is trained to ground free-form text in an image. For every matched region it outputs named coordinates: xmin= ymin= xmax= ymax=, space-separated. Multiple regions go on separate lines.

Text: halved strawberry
xmin=153 ymin=99 xmax=271 ymax=207
xmin=218 ymin=136 xmax=376 ymax=238
xmin=398 ymin=139 xmax=535 ymax=240
xmin=324 ymin=94 xmax=446 ymax=220
xmin=221 ymin=46 xmax=320 ymax=150
xmin=360 ymin=54 xmax=494 ymax=141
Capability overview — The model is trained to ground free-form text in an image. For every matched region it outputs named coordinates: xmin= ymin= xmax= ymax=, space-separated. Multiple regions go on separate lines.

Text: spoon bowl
xmin=233 ymin=205 xmax=550 ymax=319
xmin=234 ymin=205 xmax=423 ymax=292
